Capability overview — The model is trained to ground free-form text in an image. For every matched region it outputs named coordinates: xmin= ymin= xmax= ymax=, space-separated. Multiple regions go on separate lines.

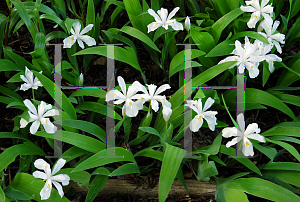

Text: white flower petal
xmin=247 ymin=133 xmax=266 ymax=143
xmin=78 ymin=35 xmax=96 ymax=47
xmin=125 ymin=101 xmax=139 ymax=117
xmin=73 ymin=21 xmax=81 ymax=35
xmin=63 ymin=35 xmax=77 ymax=48
xmin=167 ymin=7 xmax=179 ymax=20
xmin=20 ymin=118 xmax=28 ymax=128
xmin=30 ymin=120 xmax=40 ymax=134
xmin=203 ymin=114 xmax=218 ymax=131
xmin=247 ymin=11 xmax=260 ymax=28
xmin=42 ymin=118 xmax=57 ymax=134
xmin=20 ymin=83 xmax=32 ymax=91
xmin=33 ymin=171 xmax=47 ymax=180
xmin=157 ymin=7 xmax=168 ymax=22
xmin=147 ymin=21 xmax=162 ymax=33
xmin=80 ymin=24 xmax=94 ymax=35
xmin=203 ymin=97 xmax=215 ymax=112
xmin=244 ymin=123 xmax=261 ymax=136
xmin=272 ymin=40 xmax=282 ymax=54
xmin=20 ymin=74 xmax=30 ymax=84
xmin=151 ymin=99 xmax=159 ymax=112
xmin=237 ymin=113 xmax=245 ymax=132
xmin=155 ymin=84 xmax=170 ymax=96
xmin=117 ymin=76 xmax=127 ymax=96
xmin=169 ymin=20 xmax=184 ymax=31
xmin=162 ymin=106 xmax=172 ymax=122
xmin=222 ymin=127 xmax=238 ymax=138
xmin=52 ymin=181 xmax=64 ymax=198
xmin=43 ymin=109 xmax=59 ymax=117
xmin=190 ymin=115 xmax=203 ymax=132
xmin=148 ymin=9 xmax=162 ymax=22
xmin=23 ymin=99 xmax=37 ymax=115
xmin=226 ymin=136 xmax=242 ymax=148
xmin=34 ymin=159 xmax=51 ymax=176
xmin=77 ymin=39 xmax=85 ymax=49
xmin=51 ymin=159 xmax=66 ymax=176
xmin=242 ymin=137 xmax=254 ymax=156
xmin=40 ymin=179 xmax=52 ymax=200
xmin=240 ymin=5 xmax=257 ymax=12
xmin=51 ymin=174 xmax=70 ymax=186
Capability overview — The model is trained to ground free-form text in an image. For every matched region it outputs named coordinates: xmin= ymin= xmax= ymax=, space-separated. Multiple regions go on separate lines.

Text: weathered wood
xmin=65 ymin=179 xmax=217 ymax=197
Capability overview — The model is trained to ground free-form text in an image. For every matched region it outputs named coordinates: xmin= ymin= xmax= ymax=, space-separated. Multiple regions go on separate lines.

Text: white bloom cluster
xmin=222 ymin=113 xmax=265 ymax=156
xmin=106 ymin=76 xmax=172 ymax=121
xmin=219 ymin=0 xmax=285 ymax=78
xmin=33 ymin=158 xmax=70 ymax=200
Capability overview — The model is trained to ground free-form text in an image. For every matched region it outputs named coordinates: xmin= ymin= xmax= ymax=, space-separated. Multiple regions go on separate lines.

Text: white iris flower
xmin=147 ymin=7 xmax=183 ymax=32
xmin=185 ymin=97 xmax=218 ymax=132
xmin=258 ymin=20 xmax=285 ymax=54
xmin=33 ymin=158 xmax=70 ymax=200
xmin=134 ymin=83 xmax=171 ymax=112
xmin=20 ymin=66 xmax=43 ymax=91
xmin=253 ymin=40 xmax=282 ymax=73
xmin=218 ymin=37 xmax=265 ymax=78
xmin=222 ymin=113 xmax=265 ymax=157
xmin=240 ymin=0 xmax=273 ymax=28
xmin=106 ymin=76 xmax=141 ymax=117
xmin=63 ymin=21 xmax=96 ymax=49
xmin=20 ymin=99 xmax=59 ymax=134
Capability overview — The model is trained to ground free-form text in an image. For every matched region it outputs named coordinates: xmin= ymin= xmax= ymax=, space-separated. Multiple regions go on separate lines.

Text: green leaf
xmin=190 ymin=27 xmax=215 ymax=53
xmin=220 ymin=146 xmax=262 ymax=175
xmin=262 ymin=127 xmax=300 ymax=137
xmin=135 ymin=147 xmax=164 ymax=161
xmin=155 ymin=61 xmax=237 ymax=132
xmin=45 ymin=31 xmax=69 ymax=42
xmin=85 ymin=175 xmax=109 ymax=202
xmin=86 ymin=0 xmax=95 ymax=25
xmin=120 ymin=26 xmax=160 ymax=52
xmin=4 ymin=48 xmax=34 ymax=71
xmin=230 ymin=31 xmax=269 ymax=44
xmin=33 ymin=70 xmax=77 ymax=120
xmin=40 ymin=14 xmax=67 ymax=32
xmin=8 ymin=173 xmax=70 ymax=202
xmin=224 ymin=88 xmax=296 ymax=120
xmin=34 ymin=130 xmax=106 ymax=153
xmin=102 ymin=29 xmax=137 ymax=55
xmin=252 ymin=141 xmax=277 ymax=160
xmin=69 ymin=88 xmax=106 ymax=98
xmin=76 ymin=102 xmax=121 ymax=120
xmin=72 ymin=147 xmax=136 ymax=172
xmin=209 ymin=8 xmax=243 ymax=43
xmin=159 ymin=144 xmax=186 ymax=202
xmin=0 ymin=59 xmax=23 ymax=72
xmin=206 ymin=39 xmax=235 ymax=57
xmin=225 ymin=177 xmax=300 ymax=201
xmin=56 ymin=168 xmax=91 ymax=187
xmin=169 ymin=49 xmax=205 ymax=78
xmin=11 ymin=0 xmax=37 ymax=39
xmin=0 ymin=142 xmax=45 ymax=171
xmin=266 ymin=138 xmax=300 ymax=162
xmin=74 ymin=46 xmax=143 ymax=74
xmin=0 ymin=85 xmax=23 ymax=102
xmin=0 ymin=187 xmax=5 ymax=202
xmin=277 ymin=59 xmax=300 ymax=86
xmin=4 ymin=186 xmax=34 ymax=200
xmin=59 ymin=120 xmax=106 ymax=142
xmin=109 ymin=162 xmax=140 ymax=176
xmin=261 ymin=162 xmax=300 ymax=171
xmin=123 ymin=0 xmax=147 ymax=33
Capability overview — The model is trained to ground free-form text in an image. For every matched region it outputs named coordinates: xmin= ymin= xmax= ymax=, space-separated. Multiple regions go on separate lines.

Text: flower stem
xmin=32 ymin=88 xmax=35 ymax=100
